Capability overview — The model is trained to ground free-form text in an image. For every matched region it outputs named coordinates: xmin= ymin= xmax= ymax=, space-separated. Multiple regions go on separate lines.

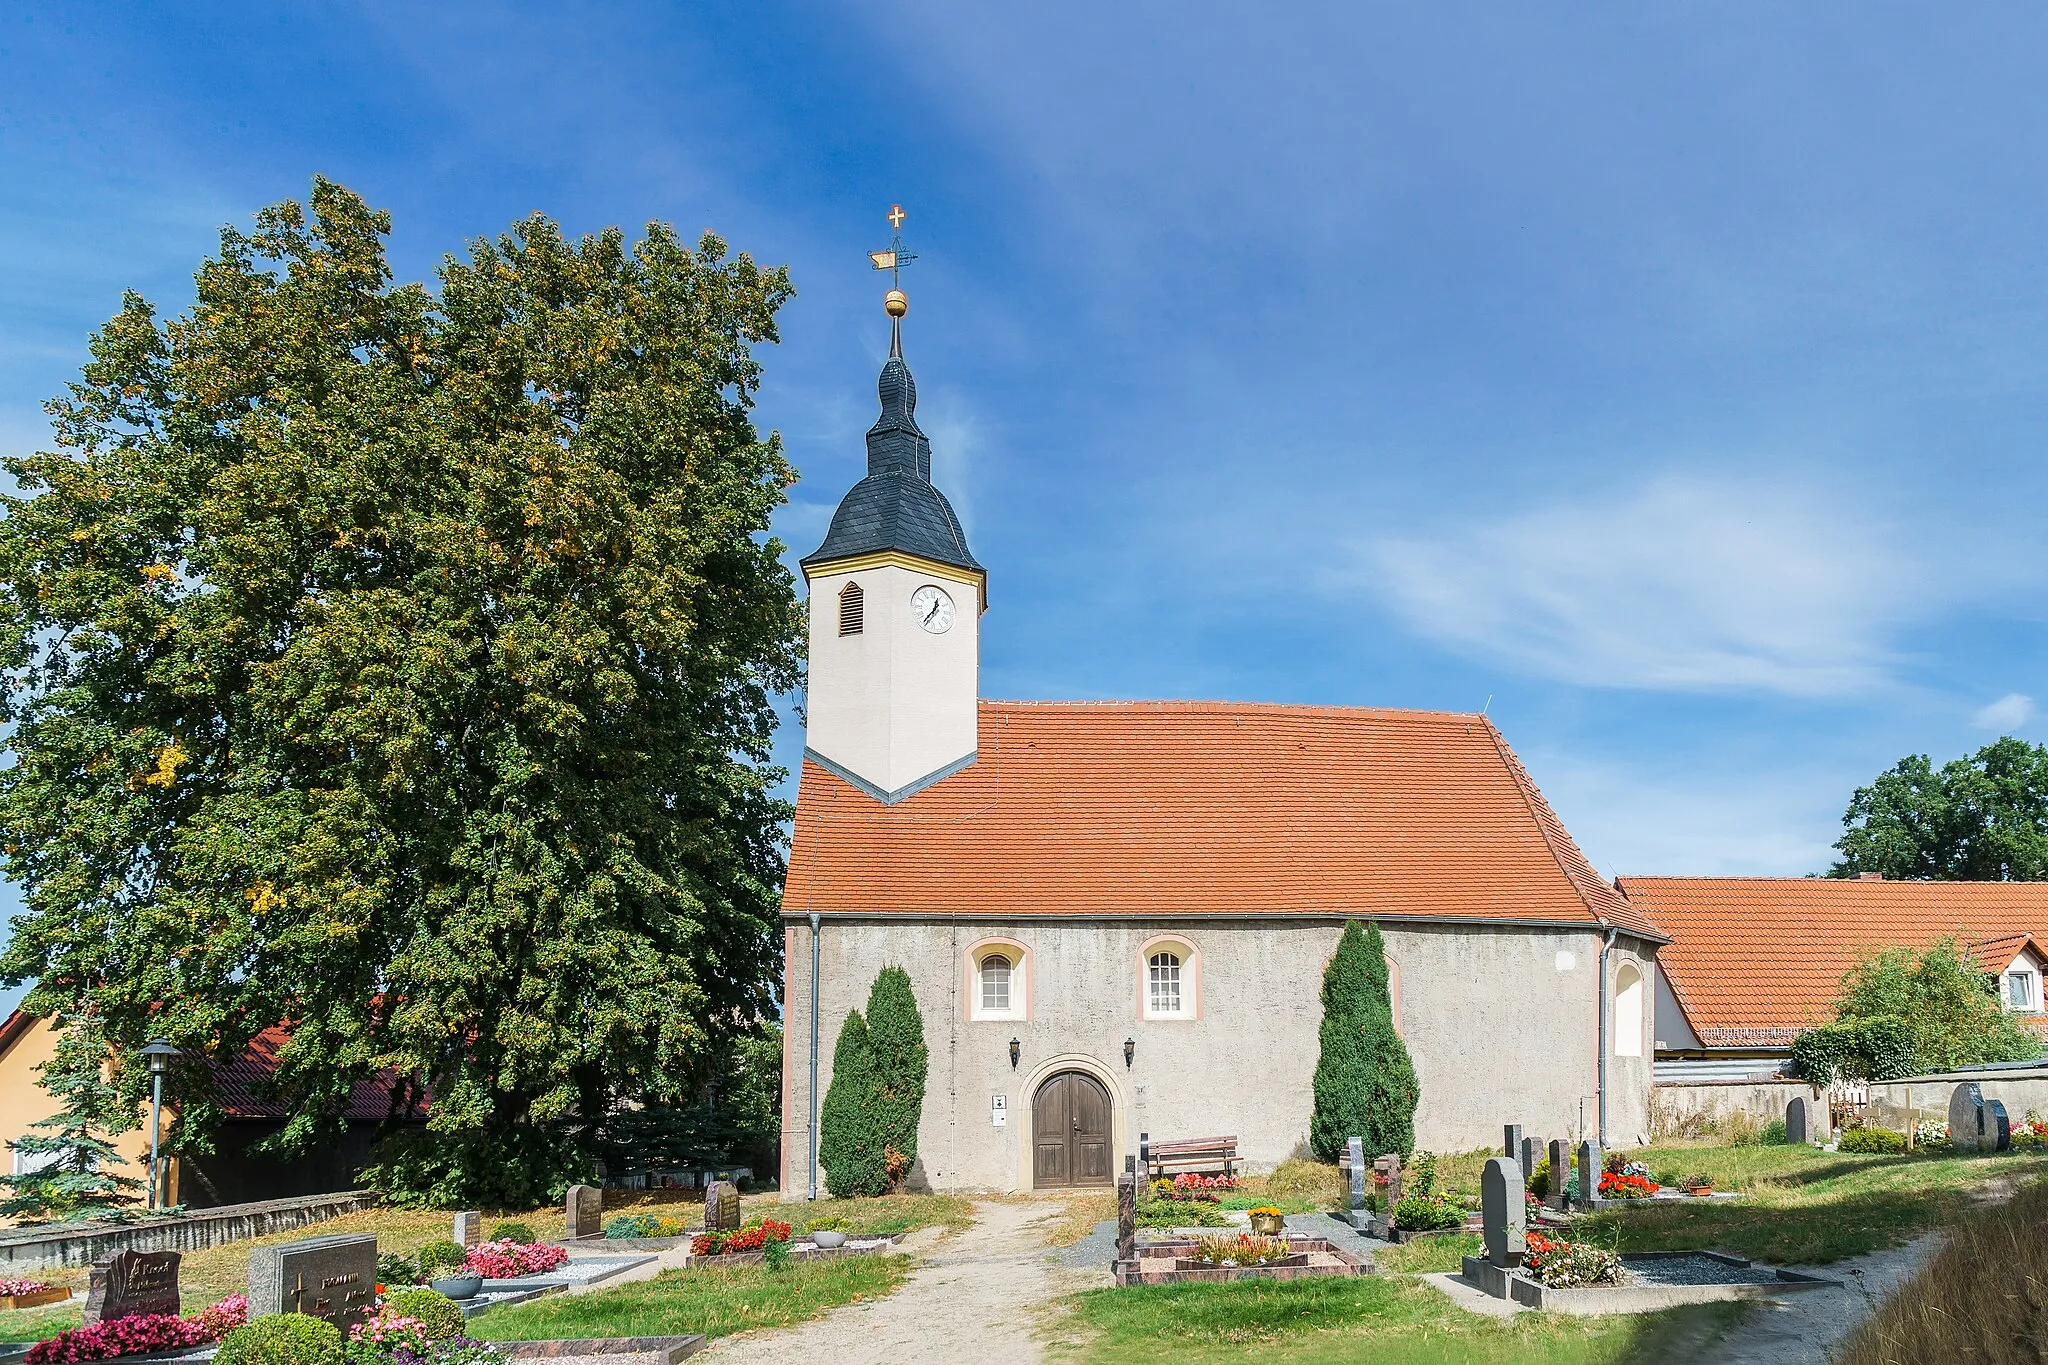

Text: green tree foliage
xmin=0 ymin=179 xmax=803 ymax=1206
xmin=1832 ymin=738 xmax=2048 ymax=880
xmin=593 ymin=1021 xmax=783 ymax=1176
xmin=817 ymin=1009 xmax=886 ymax=1197
xmin=0 ymin=1013 xmax=144 ymax=1222
xmin=862 ymin=967 xmax=928 ymax=1184
xmin=1310 ymin=921 xmax=1418 ymax=1161
xmin=1791 ymin=938 xmax=2040 ymax=1083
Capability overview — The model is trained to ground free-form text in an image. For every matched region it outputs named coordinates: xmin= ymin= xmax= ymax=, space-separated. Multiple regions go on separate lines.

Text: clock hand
xmin=924 ymin=600 xmax=940 ymax=624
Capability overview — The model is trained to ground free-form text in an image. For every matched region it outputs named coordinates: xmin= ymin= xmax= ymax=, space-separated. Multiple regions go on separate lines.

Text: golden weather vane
xmin=869 ymin=203 xmax=917 ymax=355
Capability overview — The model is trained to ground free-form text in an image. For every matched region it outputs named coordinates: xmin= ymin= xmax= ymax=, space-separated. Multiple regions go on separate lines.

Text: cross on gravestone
xmin=1547 ymin=1139 xmax=1572 ymax=1212
xmin=704 ymin=1179 xmax=741 ymax=1232
xmin=1785 ymin=1095 xmax=1809 ymax=1146
xmin=1503 ymin=1124 xmax=1523 ymax=1160
xmin=1988 ymin=1098 xmax=2012 ymax=1153
xmin=1481 ymin=1156 xmax=1526 ymax=1268
xmin=453 ymin=1211 xmax=482 ymax=1247
xmin=1346 ymin=1137 xmax=1367 ymax=1211
xmin=1519 ymin=1136 xmax=1542 ymax=1186
xmin=248 ymin=1235 xmax=378 ymax=1336
xmin=565 ymin=1183 xmax=603 ymax=1238
xmin=1115 ymin=1168 xmax=1137 ymax=1267
xmin=81 ymin=1250 xmax=181 ymax=1325
xmin=1576 ymin=1141 xmax=1602 ymax=1206
xmin=1949 ymin=1082 xmax=1986 ymax=1152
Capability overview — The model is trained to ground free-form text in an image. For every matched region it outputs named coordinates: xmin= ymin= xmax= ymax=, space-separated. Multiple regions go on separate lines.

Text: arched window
xmin=980 ymin=954 xmax=1012 ymax=1013
xmin=1139 ymin=936 xmax=1199 ymax=1020
xmin=838 ymin=581 xmax=864 ymax=636
xmin=1148 ymin=952 xmax=1182 ymax=1015
xmin=1614 ymin=963 xmax=1644 ymax=1057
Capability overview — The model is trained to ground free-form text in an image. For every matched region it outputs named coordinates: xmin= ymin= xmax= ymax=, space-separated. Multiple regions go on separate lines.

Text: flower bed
xmin=1182 ymin=1234 xmax=1295 ymax=1268
xmin=463 ymin=1241 xmax=570 ymax=1279
xmin=1524 ymin=1232 xmax=1625 ymax=1288
xmin=1149 ymin=1173 xmax=1239 ymax=1203
xmin=0 ymin=1279 xmax=68 ymax=1311
xmin=604 ymin=1213 xmax=690 ymax=1240
xmin=26 ymin=1294 xmax=247 ymax=1365
xmin=691 ymin=1219 xmax=791 ymax=1257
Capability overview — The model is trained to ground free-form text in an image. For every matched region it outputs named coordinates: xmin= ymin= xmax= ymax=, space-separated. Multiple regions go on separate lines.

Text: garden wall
xmin=0 ymin=1190 xmax=374 ymax=1271
xmin=1652 ymin=1080 xmax=1829 ymax=1140
xmin=1867 ymin=1067 xmax=2048 ymax=1133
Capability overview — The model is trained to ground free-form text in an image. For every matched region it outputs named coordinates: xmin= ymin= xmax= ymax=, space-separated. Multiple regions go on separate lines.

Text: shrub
xmin=380 ymin=1289 xmax=465 ymax=1341
xmin=1390 ymin=1193 xmax=1463 ymax=1231
xmin=416 ymin=1241 xmax=467 ymax=1279
xmin=818 ymin=1010 xmax=887 ymax=1198
xmin=604 ymin=1213 xmax=687 ymax=1239
xmin=376 ymin=1252 xmax=421 ymax=1286
xmin=1839 ymin=1126 xmax=1908 ymax=1155
xmin=359 ymin=1125 xmax=590 ymax=1212
xmin=214 ymin=1316 xmax=344 ymax=1365
xmin=1136 ymin=1200 xmax=1231 ymax=1228
xmin=1528 ymin=1157 xmax=1553 ymax=1198
xmin=1761 ymin=1119 xmax=1789 ymax=1145
xmin=1310 ymin=921 xmax=1419 ymax=1162
xmin=487 ymin=1222 xmax=536 ymax=1244
xmin=863 ymin=967 xmax=928 ymax=1191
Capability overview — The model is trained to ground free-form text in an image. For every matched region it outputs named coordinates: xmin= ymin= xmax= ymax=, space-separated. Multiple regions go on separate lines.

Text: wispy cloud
xmin=1974 ymin=692 xmax=2035 ymax=731
xmin=1359 ymin=476 xmax=1930 ymax=698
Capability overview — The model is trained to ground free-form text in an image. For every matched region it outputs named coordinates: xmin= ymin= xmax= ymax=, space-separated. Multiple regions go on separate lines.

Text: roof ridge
xmin=978 ymin=698 xmax=1485 ymax=720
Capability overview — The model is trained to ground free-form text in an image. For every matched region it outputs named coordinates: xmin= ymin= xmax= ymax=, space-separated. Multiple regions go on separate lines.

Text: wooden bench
xmin=1143 ymin=1134 xmax=1239 ymax=1180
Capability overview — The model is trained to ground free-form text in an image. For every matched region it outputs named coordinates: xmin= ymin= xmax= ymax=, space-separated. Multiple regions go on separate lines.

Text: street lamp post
xmin=138 ymin=1040 xmax=180 ymax=1212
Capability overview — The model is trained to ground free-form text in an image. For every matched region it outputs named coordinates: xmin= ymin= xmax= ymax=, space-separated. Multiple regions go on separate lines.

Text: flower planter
xmin=1175 ymin=1253 xmax=1310 ymax=1272
xmin=430 ymin=1274 xmax=484 ymax=1300
xmin=810 ymin=1230 xmax=847 ymax=1249
xmin=1248 ymin=1213 xmax=1284 ymax=1236
xmin=1687 ymin=1186 xmax=1713 ymax=1198
xmin=0 ymin=1289 xmax=70 ymax=1311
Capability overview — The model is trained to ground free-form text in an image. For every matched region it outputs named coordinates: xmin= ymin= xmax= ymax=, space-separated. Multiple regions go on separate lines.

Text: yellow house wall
xmin=0 ymin=1016 xmax=179 ymax=1214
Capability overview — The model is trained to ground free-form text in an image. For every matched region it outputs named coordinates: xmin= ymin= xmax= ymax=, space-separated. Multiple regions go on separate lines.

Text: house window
xmin=981 ymin=954 xmax=1012 ymax=1013
xmin=1148 ymin=952 xmax=1183 ymax=1015
xmin=1613 ymin=963 xmax=1644 ymax=1057
xmin=838 ymin=582 xmax=864 ymax=635
xmin=2008 ymin=970 xmax=2039 ymax=1012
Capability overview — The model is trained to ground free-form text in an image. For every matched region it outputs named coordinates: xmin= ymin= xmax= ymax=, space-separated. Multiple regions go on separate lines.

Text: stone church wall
xmin=781 ymin=916 xmax=1659 ymax=1194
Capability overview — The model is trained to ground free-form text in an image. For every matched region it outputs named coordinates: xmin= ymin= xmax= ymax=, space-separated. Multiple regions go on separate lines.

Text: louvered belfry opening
xmin=838 ymin=581 xmax=865 ymax=635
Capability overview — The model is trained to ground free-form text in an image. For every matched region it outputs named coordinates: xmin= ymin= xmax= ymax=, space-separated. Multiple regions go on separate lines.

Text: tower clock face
xmin=911 ymin=584 xmax=955 ymax=634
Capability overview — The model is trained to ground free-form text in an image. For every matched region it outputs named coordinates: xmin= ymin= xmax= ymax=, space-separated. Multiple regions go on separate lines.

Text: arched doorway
xmin=1033 ymin=1070 xmax=1112 ymax=1188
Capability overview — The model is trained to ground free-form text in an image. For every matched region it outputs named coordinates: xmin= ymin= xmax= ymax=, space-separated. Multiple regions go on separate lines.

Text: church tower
xmin=798 ymin=209 xmax=983 ymax=803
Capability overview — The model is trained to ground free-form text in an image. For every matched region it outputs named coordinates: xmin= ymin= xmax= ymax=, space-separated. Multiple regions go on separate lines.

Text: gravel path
xmin=1694 ymin=1234 xmax=1943 ymax=1365
xmin=695 ymin=1200 xmax=1106 ymax=1365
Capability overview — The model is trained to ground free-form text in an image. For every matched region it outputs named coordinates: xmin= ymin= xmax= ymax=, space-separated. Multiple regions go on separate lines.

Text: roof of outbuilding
xmin=786 ymin=700 xmax=1664 ymax=937
xmin=801 ymin=355 xmax=982 ymax=577
xmin=211 ymin=1026 xmax=423 ymax=1122
xmin=1615 ymin=876 xmax=2048 ymax=1047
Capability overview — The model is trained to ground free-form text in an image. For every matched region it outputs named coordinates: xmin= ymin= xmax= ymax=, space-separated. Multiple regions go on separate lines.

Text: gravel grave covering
xmin=1622 ymin=1254 xmax=1788 ymax=1287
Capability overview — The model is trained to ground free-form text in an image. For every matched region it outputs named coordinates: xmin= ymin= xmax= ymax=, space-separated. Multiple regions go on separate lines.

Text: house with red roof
xmin=777 ymin=327 xmax=1667 ymax=1194
xmin=1617 ymin=876 xmax=2048 ymax=1082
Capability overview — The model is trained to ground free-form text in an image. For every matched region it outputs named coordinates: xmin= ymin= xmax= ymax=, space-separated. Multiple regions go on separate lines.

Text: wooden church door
xmin=1032 ymin=1071 xmax=1112 ymax=1188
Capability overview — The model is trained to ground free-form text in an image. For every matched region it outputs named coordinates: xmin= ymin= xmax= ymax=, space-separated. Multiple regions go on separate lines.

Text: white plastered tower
xmin=800 ymin=341 xmax=986 ymax=803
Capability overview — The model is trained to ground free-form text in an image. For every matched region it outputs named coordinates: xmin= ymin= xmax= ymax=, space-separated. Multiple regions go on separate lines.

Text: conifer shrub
xmin=818 ymin=1010 xmax=887 ymax=1197
xmin=863 ymin=967 xmax=928 ymax=1187
xmin=1309 ymin=921 xmax=1418 ymax=1163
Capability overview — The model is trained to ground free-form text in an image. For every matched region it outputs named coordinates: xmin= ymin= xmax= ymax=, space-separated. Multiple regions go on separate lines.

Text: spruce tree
xmin=817 ymin=1010 xmax=887 ymax=1197
xmin=863 ymin=967 xmax=928 ymax=1187
xmin=0 ymin=1014 xmax=144 ymax=1223
xmin=1310 ymin=921 xmax=1418 ymax=1161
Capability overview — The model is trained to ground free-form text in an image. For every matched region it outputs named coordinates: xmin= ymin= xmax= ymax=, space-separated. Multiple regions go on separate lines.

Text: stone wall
xmin=1867 ymin=1068 xmax=2048 ymax=1132
xmin=0 ymin=1191 xmax=375 ymax=1271
xmin=780 ymin=916 xmax=1660 ymax=1194
xmin=1652 ymin=1080 xmax=1830 ymax=1140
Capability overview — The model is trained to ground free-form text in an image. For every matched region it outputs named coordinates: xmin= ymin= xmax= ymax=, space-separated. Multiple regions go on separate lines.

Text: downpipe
xmin=1597 ymin=924 xmax=1618 ymax=1148
xmin=809 ymin=911 xmax=822 ymax=1201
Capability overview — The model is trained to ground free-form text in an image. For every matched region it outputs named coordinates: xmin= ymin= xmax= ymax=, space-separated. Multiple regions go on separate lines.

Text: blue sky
xmin=5 ymin=2 xmax=2048 ymax=1011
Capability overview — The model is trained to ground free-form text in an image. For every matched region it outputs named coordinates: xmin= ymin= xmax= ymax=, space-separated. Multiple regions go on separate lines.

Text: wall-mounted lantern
xmin=1124 ymin=1037 xmax=1136 ymax=1068
xmin=1009 ymin=1037 xmax=1021 ymax=1069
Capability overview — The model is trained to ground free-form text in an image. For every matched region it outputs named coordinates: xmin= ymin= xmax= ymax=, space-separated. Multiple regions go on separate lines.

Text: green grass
xmin=1370 ymin=1231 xmax=1483 ymax=1275
xmin=470 ymin=1256 xmax=913 ymax=1343
xmin=789 ymin=1192 xmax=974 ymax=1238
xmin=1054 ymin=1275 xmax=1747 ymax=1364
xmin=1586 ymin=1143 xmax=2048 ymax=1263
xmin=0 ymin=1300 xmax=80 ymax=1344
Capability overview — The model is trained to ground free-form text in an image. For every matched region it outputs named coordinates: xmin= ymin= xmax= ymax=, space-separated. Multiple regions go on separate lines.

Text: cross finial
xmin=887 ymin=203 xmax=906 ymax=230
xmin=868 ymin=204 xmax=919 ymax=357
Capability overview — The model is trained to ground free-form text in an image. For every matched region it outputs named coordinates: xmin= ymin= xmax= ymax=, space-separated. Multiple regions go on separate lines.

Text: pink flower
xmin=462 ymin=1239 xmax=568 ymax=1279
xmin=1 ymin=1280 xmax=55 ymax=1298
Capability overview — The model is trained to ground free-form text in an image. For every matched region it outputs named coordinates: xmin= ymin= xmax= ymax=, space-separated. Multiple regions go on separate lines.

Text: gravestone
xmin=1374 ymin=1154 xmax=1403 ymax=1211
xmin=1785 ymin=1095 xmax=1809 ymax=1146
xmin=81 ymin=1250 xmax=180 ymax=1325
xmin=1346 ymin=1137 xmax=1367 ymax=1213
xmin=1988 ymin=1098 xmax=2012 ymax=1153
xmin=1503 ymin=1124 xmax=1522 ymax=1160
xmin=1575 ymin=1141 xmax=1601 ymax=1206
xmin=249 ymin=1234 xmax=378 ymax=1335
xmin=1547 ymin=1139 xmax=1572 ymax=1212
xmin=1949 ymin=1082 xmax=1986 ymax=1152
xmin=1519 ymin=1135 xmax=1542 ymax=1186
xmin=704 ymin=1179 xmax=741 ymax=1232
xmin=453 ymin=1211 xmax=482 ymax=1247
xmin=1115 ymin=1162 xmax=1136 ymax=1266
xmin=565 ymin=1183 xmax=603 ymax=1239
xmin=1481 ymin=1156 xmax=1525 ymax=1267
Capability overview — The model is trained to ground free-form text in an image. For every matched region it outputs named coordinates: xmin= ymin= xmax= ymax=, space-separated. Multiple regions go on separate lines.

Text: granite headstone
xmin=704 ymin=1179 xmax=741 ymax=1232
xmin=1374 ymin=1154 xmax=1403 ymax=1211
xmin=1481 ymin=1156 xmax=1525 ymax=1268
xmin=1346 ymin=1136 xmax=1367 ymax=1212
xmin=1115 ymin=1164 xmax=1136 ymax=1266
xmin=249 ymin=1234 xmax=378 ymax=1335
xmin=565 ymin=1183 xmax=603 ymax=1239
xmin=1785 ymin=1095 xmax=1809 ymax=1146
xmin=1949 ymin=1082 xmax=1986 ymax=1152
xmin=1547 ymin=1138 xmax=1572 ymax=1211
xmin=1503 ymin=1124 xmax=1523 ymax=1160
xmin=1576 ymin=1141 xmax=1602 ymax=1205
xmin=81 ymin=1250 xmax=180 ymax=1325
xmin=453 ymin=1211 xmax=482 ymax=1247
xmin=1988 ymin=1097 xmax=2012 ymax=1153
xmin=1519 ymin=1135 xmax=1542 ymax=1186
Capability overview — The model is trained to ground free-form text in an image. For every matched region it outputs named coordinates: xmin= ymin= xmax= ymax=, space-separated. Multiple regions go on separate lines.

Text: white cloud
xmin=1973 ymin=692 xmax=2035 ymax=731
xmin=1359 ymin=476 xmax=1926 ymax=697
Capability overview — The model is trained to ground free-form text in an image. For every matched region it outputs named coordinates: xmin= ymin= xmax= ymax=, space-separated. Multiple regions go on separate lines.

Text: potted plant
xmin=805 ymin=1216 xmax=850 ymax=1249
xmin=417 ymin=1240 xmax=481 ymax=1300
xmin=1247 ymin=1205 xmax=1284 ymax=1235
xmin=1685 ymin=1173 xmax=1714 ymax=1197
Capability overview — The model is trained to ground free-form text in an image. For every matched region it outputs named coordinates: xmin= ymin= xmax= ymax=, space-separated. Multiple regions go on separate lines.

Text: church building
xmin=779 ymin=265 xmax=1666 ymax=1194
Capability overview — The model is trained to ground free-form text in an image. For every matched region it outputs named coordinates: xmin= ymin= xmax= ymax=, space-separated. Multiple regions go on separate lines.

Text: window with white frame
xmin=2007 ymin=968 xmax=2039 ymax=1012
xmin=981 ymin=954 xmax=1013 ymax=1013
xmin=968 ymin=943 xmax=1025 ymax=1021
xmin=1148 ymin=951 xmax=1183 ymax=1016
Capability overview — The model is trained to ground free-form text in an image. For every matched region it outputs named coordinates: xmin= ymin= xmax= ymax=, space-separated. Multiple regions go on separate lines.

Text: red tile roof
xmin=1616 ymin=877 xmax=2048 ymax=1047
xmin=786 ymin=701 xmax=1663 ymax=937
xmin=211 ymin=1026 xmax=422 ymax=1122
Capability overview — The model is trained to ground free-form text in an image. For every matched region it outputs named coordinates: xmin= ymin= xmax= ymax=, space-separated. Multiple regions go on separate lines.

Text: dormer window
xmin=2008 ymin=968 xmax=2039 ymax=1012
xmin=838 ymin=581 xmax=864 ymax=636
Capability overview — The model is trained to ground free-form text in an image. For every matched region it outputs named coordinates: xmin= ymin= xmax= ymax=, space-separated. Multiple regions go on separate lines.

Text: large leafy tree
xmin=1309 ymin=921 xmax=1417 ymax=1161
xmin=1832 ymin=738 xmax=2048 ymax=880
xmin=1790 ymin=938 xmax=2040 ymax=1083
xmin=0 ymin=180 xmax=802 ymax=1203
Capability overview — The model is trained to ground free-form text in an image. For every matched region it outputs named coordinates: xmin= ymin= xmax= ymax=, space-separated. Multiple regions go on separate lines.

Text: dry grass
xmin=1261 ymin=1159 xmax=1343 ymax=1207
xmin=1029 ymin=1191 xmax=1118 ymax=1247
xmin=1838 ymin=1176 xmax=2048 ymax=1365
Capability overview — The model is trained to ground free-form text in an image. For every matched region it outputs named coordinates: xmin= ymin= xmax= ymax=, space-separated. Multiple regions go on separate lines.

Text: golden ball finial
xmin=884 ymin=289 xmax=909 ymax=319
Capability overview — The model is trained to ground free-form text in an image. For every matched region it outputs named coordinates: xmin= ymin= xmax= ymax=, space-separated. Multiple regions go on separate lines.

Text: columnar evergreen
xmin=863 ymin=966 xmax=929 ymax=1185
xmin=1309 ymin=921 xmax=1418 ymax=1161
xmin=0 ymin=1014 xmax=143 ymax=1223
xmin=818 ymin=1010 xmax=885 ymax=1197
